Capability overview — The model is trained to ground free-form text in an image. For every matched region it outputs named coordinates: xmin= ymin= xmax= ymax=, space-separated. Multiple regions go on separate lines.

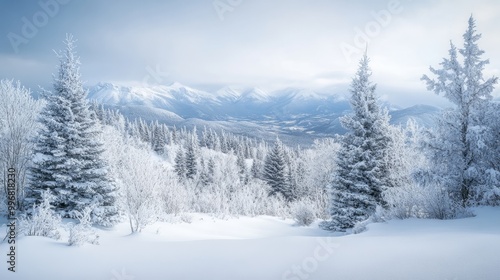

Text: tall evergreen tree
xmin=138 ymin=119 xmax=151 ymax=143
xmin=250 ymin=159 xmax=262 ymax=179
xmin=236 ymin=150 xmax=247 ymax=184
xmin=324 ymin=53 xmax=393 ymax=231
xmin=152 ymin=121 xmax=166 ymax=154
xmin=28 ymin=35 xmax=119 ymax=226
xmin=421 ymin=16 xmax=498 ymax=206
xmin=174 ymin=148 xmax=186 ymax=180
xmin=185 ymin=135 xmax=198 ymax=180
xmin=198 ymin=158 xmax=211 ymax=187
xmin=207 ymin=157 xmax=216 ymax=183
xmin=263 ymin=138 xmax=293 ymax=200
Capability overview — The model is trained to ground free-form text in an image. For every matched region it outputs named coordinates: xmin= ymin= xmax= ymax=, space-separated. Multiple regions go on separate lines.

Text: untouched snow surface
xmin=1 ymin=207 xmax=499 ymax=280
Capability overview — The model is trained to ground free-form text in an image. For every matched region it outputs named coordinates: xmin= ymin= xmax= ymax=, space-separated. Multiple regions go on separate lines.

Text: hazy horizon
xmin=1 ymin=0 xmax=499 ymax=107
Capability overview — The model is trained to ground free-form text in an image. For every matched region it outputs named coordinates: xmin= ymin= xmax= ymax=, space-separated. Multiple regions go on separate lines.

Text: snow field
xmin=1 ymin=207 xmax=499 ymax=280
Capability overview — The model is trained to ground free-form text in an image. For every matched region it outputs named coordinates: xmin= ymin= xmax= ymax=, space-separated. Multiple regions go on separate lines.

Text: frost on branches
xmin=18 ymin=190 xmax=61 ymax=240
xmin=0 ymin=80 xmax=41 ymax=211
xmin=27 ymin=35 xmax=119 ymax=226
xmin=323 ymin=53 xmax=393 ymax=231
xmin=68 ymin=207 xmax=99 ymax=246
xmin=421 ymin=16 xmax=499 ymax=206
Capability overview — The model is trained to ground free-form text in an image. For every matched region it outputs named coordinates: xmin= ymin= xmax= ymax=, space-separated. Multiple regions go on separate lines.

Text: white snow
xmin=1 ymin=207 xmax=499 ymax=280
xmin=88 ymin=82 xmax=218 ymax=107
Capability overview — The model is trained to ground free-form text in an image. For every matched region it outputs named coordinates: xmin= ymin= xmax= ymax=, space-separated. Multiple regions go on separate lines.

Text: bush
xmin=18 ymin=190 xmax=61 ymax=240
xmin=423 ymin=186 xmax=473 ymax=219
xmin=180 ymin=213 xmax=193 ymax=224
xmin=68 ymin=207 xmax=99 ymax=246
xmin=352 ymin=219 xmax=370 ymax=234
xmin=352 ymin=206 xmax=387 ymax=234
xmin=384 ymin=183 xmax=473 ymax=220
xmin=293 ymin=202 xmax=315 ymax=226
xmin=384 ymin=183 xmax=426 ymax=219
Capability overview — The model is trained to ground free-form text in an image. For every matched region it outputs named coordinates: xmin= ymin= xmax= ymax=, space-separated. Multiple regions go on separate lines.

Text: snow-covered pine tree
xmin=174 ymin=147 xmax=186 ymax=180
xmin=164 ymin=125 xmax=173 ymax=146
xmin=421 ymin=16 xmax=498 ymax=206
xmin=283 ymin=147 xmax=300 ymax=201
xmin=250 ymin=159 xmax=262 ymax=179
xmin=28 ymin=35 xmax=119 ymax=226
xmin=220 ymin=131 xmax=229 ymax=153
xmin=200 ymin=126 xmax=209 ymax=148
xmin=152 ymin=121 xmax=166 ymax=154
xmin=236 ymin=150 xmax=247 ymax=184
xmin=198 ymin=158 xmax=211 ymax=187
xmin=324 ymin=53 xmax=393 ymax=231
xmin=138 ymin=119 xmax=151 ymax=143
xmin=263 ymin=138 xmax=293 ymax=201
xmin=211 ymin=129 xmax=221 ymax=151
xmin=185 ymin=135 xmax=198 ymax=180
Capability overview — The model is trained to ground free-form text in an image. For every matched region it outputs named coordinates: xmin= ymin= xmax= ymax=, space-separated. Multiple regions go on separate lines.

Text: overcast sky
xmin=1 ymin=0 xmax=499 ymax=107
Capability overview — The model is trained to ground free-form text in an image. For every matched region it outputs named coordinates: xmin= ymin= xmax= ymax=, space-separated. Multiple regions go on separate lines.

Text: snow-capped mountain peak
xmin=87 ymin=81 xmax=439 ymax=144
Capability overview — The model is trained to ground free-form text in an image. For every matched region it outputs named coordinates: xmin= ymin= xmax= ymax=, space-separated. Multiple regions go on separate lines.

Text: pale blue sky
xmin=1 ymin=0 xmax=499 ymax=107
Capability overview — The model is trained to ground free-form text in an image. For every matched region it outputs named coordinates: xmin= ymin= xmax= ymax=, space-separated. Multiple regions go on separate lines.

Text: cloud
xmin=0 ymin=0 xmax=499 ymax=107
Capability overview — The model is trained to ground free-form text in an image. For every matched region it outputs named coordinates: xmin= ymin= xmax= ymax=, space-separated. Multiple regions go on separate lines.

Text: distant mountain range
xmin=87 ymin=82 xmax=441 ymax=145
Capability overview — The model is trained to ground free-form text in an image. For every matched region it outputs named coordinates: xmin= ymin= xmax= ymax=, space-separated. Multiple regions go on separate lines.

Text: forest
xmin=0 ymin=16 xmax=499 ymax=247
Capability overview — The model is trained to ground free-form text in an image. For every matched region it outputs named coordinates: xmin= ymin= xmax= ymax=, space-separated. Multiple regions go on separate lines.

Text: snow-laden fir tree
xmin=323 ymin=53 xmax=393 ymax=231
xmin=236 ymin=150 xmax=247 ymax=184
xmin=152 ymin=121 xmax=166 ymax=154
xmin=185 ymin=136 xmax=198 ymax=180
xmin=138 ymin=119 xmax=151 ymax=143
xmin=28 ymin=35 xmax=119 ymax=226
xmin=174 ymin=147 xmax=186 ymax=180
xmin=198 ymin=158 xmax=211 ymax=187
xmin=421 ymin=16 xmax=499 ymax=206
xmin=263 ymin=138 xmax=294 ymax=201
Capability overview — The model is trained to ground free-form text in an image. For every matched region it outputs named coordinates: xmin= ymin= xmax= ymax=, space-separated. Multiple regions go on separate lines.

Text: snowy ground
xmin=1 ymin=208 xmax=500 ymax=280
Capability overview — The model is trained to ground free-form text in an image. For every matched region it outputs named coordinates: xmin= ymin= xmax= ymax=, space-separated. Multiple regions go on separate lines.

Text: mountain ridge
xmin=87 ymin=82 xmax=440 ymax=145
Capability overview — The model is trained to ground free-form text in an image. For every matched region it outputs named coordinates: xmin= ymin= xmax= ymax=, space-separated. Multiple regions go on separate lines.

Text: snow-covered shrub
xmin=351 ymin=206 xmax=386 ymax=234
xmin=422 ymin=185 xmax=473 ymax=219
xmin=471 ymin=169 xmax=500 ymax=206
xmin=227 ymin=180 xmax=273 ymax=217
xmin=384 ymin=183 xmax=426 ymax=219
xmin=264 ymin=193 xmax=288 ymax=218
xmin=385 ymin=183 xmax=472 ymax=220
xmin=18 ymin=190 xmax=61 ymax=239
xmin=352 ymin=219 xmax=370 ymax=234
xmin=299 ymin=139 xmax=339 ymax=220
xmin=116 ymin=146 xmax=163 ymax=233
xmin=161 ymin=171 xmax=191 ymax=215
xmin=68 ymin=207 xmax=99 ymax=246
xmin=194 ymin=184 xmax=227 ymax=216
xmin=370 ymin=205 xmax=388 ymax=223
xmin=0 ymin=80 xmax=42 ymax=212
xmin=292 ymin=202 xmax=315 ymax=226
xmin=180 ymin=213 xmax=193 ymax=224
